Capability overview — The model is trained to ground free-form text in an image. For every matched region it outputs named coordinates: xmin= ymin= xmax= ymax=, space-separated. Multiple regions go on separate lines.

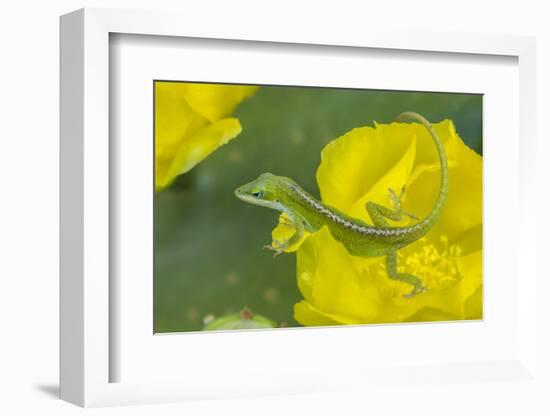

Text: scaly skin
xmin=235 ymin=112 xmax=448 ymax=297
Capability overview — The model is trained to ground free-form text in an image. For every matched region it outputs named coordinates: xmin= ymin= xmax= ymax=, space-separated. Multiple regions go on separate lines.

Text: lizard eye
xmin=252 ymin=191 xmax=263 ymax=198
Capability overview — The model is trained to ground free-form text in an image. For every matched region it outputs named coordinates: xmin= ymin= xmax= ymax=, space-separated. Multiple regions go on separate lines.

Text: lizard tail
xmin=394 ymin=112 xmax=448 ymax=230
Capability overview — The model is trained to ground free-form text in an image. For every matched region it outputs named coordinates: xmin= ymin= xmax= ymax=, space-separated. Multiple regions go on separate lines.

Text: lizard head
xmin=234 ymin=172 xmax=291 ymax=210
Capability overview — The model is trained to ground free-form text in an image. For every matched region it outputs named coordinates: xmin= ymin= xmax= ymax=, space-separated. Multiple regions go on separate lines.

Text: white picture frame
xmin=60 ymin=7 xmax=539 ymax=408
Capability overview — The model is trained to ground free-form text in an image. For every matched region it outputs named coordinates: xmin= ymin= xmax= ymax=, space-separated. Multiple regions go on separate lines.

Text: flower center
xmin=382 ymin=236 xmax=462 ymax=297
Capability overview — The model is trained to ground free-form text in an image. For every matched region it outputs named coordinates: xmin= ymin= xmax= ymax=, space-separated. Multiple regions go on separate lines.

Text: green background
xmin=154 ymin=85 xmax=482 ymax=333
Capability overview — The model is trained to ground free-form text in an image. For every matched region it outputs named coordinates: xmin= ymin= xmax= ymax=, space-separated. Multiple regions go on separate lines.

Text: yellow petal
xmin=455 ymin=250 xmax=483 ymax=308
xmin=387 ymin=119 xmax=459 ymax=168
xmin=403 ymin=136 xmax=482 ymax=243
xmin=403 ymin=307 xmax=460 ymax=323
xmin=296 ymin=227 xmax=383 ymax=323
xmin=172 ymin=83 xmax=259 ymax=122
xmin=317 ymin=124 xmax=415 ymax=212
xmin=464 ymin=285 xmax=483 ymax=320
xmin=156 ymin=118 xmax=242 ymax=190
xmin=293 ymin=301 xmax=346 ymax=327
xmin=155 ymin=84 xmax=208 ymax=160
xmin=271 ymin=213 xmax=310 ymax=253
xmin=347 ymin=136 xmax=417 ymax=224
xmin=294 ymin=229 xmax=323 ymax=305
xmin=454 ymin=224 xmax=483 ymax=256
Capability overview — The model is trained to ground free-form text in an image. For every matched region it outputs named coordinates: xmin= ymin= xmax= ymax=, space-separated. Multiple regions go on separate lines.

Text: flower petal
xmin=347 ymin=136 xmax=417 ymax=224
xmin=317 ymin=124 xmax=415 ymax=212
xmin=402 ymin=139 xmax=482 ymax=243
xmin=455 ymin=250 xmax=483 ymax=307
xmin=296 ymin=227 xmax=383 ymax=323
xmin=395 ymin=119 xmax=459 ymax=168
xmin=293 ymin=301 xmax=346 ymax=327
xmin=403 ymin=307 xmax=460 ymax=322
xmin=271 ymin=213 xmax=311 ymax=253
xmin=174 ymin=83 xmax=259 ymax=122
xmin=156 ymin=118 xmax=242 ymax=190
xmin=454 ymin=224 xmax=483 ymax=256
xmin=464 ymin=285 xmax=483 ymax=320
xmin=155 ymin=84 xmax=208 ymax=162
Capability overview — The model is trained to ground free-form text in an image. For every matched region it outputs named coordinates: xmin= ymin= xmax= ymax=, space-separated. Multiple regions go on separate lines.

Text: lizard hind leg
xmin=366 ymin=186 xmax=418 ymax=227
xmin=385 ymin=250 xmax=426 ymax=298
xmin=389 ymin=186 xmax=418 ymax=220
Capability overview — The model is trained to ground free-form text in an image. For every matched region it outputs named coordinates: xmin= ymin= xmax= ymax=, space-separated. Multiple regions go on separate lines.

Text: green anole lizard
xmin=235 ymin=112 xmax=448 ymax=298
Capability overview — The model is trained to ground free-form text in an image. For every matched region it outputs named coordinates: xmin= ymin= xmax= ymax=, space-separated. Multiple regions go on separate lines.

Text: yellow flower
xmin=155 ymin=82 xmax=258 ymax=190
xmin=272 ymin=120 xmax=482 ymax=325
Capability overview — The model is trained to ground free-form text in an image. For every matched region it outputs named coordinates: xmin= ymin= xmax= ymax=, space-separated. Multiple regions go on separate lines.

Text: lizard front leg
xmin=264 ymin=214 xmax=305 ymax=258
xmin=386 ymin=250 xmax=426 ymax=298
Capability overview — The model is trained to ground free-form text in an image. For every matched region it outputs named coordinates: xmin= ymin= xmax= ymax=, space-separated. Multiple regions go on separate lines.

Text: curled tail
xmin=395 ymin=112 xmax=448 ymax=231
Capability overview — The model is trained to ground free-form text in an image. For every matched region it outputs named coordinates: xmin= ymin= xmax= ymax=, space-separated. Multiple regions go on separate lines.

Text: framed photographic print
xmin=60 ymin=7 xmax=540 ymax=409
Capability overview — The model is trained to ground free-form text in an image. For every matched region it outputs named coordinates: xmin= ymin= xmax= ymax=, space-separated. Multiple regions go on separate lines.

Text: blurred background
xmin=154 ymin=85 xmax=482 ymax=333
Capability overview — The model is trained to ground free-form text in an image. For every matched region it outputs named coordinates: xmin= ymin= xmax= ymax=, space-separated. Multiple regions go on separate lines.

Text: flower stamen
xmin=380 ymin=237 xmax=462 ymax=297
